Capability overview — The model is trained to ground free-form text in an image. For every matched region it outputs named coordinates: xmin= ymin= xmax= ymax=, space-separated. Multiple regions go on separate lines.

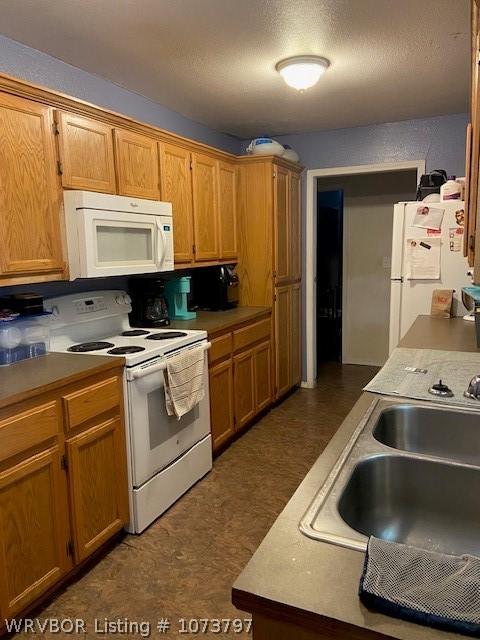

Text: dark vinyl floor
xmin=22 ymin=362 xmax=377 ymax=639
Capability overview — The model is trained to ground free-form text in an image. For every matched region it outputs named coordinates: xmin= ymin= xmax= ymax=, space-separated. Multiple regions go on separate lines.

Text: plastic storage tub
xmin=0 ymin=315 xmax=50 ymax=366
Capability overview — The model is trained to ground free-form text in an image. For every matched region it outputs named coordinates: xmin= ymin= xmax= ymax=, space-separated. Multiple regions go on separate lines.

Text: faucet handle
xmin=429 ymin=379 xmax=454 ymax=397
xmin=464 ymin=375 xmax=480 ymax=400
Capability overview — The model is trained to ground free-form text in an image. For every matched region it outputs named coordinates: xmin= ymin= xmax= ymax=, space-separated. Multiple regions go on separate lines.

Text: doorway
xmin=305 ymin=161 xmax=425 ymax=386
xmin=316 ymin=189 xmax=343 ymax=362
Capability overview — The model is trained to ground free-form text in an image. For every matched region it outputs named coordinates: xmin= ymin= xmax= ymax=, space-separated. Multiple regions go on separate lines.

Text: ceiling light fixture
xmin=276 ymin=55 xmax=330 ymax=91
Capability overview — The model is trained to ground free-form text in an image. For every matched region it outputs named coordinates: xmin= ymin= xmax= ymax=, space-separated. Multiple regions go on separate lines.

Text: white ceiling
xmin=0 ymin=0 xmax=470 ymax=138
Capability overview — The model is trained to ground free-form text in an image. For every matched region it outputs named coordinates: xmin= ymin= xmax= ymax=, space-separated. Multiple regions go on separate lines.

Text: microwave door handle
xmin=156 ymin=220 xmax=167 ymax=269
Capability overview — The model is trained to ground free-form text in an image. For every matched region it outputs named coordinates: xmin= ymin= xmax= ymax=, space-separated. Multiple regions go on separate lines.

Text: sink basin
xmin=300 ymin=397 xmax=480 ymax=553
xmin=373 ymin=404 xmax=480 ymax=466
xmin=338 ymin=455 xmax=480 ymax=556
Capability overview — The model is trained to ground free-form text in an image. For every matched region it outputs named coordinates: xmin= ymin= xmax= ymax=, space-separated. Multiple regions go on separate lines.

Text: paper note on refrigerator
xmin=405 ymin=237 xmax=441 ymax=279
xmin=412 ymin=205 xmax=444 ymax=231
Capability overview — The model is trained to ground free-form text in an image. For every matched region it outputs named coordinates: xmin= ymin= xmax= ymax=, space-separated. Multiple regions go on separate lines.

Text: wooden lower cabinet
xmin=233 ymin=349 xmax=256 ymax=429
xmin=208 ymin=359 xmax=235 ymax=452
xmin=291 ymin=283 xmax=302 ymax=386
xmin=0 ymin=446 xmax=70 ymax=618
xmin=275 ymin=283 xmax=301 ymax=399
xmin=66 ymin=417 xmax=129 ymax=563
xmin=0 ymin=365 xmax=128 ymax=622
xmin=209 ymin=315 xmax=273 ymax=454
xmin=254 ymin=341 xmax=272 ymax=412
xmin=275 ymin=285 xmax=292 ymax=399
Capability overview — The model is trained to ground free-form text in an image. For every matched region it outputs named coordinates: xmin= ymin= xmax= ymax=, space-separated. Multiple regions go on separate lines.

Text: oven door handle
xmin=126 ymin=341 xmax=211 ymax=381
xmin=127 ymin=360 xmax=167 ymax=380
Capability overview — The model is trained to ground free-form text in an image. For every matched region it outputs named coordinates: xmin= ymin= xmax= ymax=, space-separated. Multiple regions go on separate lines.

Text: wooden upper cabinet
xmin=274 ymin=165 xmax=290 ymax=284
xmin=66 ymin=417 xmax=128 ymax=563
xmin=159 ymin=142 xmax=194 ymax=264
xmin=56 ymin=111 xmax=116 ymax=193
xmin=191 ymin=151 xmax=219 ymax=261
xmin=290 ymin=172 xmax=301 ymax=281
xmin=218 ymin=160 xmax=237 ymax=260
xmin=0 ymin=93 xmax=65 ymax=280
xmin=114 ymin=129 xmax=159 ymax=199
xmin=0 ymin=447 xmax=70 ymax=618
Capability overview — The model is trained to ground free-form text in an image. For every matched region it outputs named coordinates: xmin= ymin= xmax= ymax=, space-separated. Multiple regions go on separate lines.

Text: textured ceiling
xmin=0 ymin=0 xmax=470 ymax=138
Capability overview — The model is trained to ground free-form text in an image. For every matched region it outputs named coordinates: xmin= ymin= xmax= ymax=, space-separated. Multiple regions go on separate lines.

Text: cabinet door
xmin=290 ymin=171 xmax=302 ymax=281
xmin=291 ymin=283 xmax=302 ymax=386
xmin=114 ymin=129 xmax=159 ymax=199
xmin=218 ymin=160 xmax=237 ymax=260
xmin=275 ymin=285 xmax=291 ymax=399
xmin=274 ymin=165 xmax=290 ymax=284
xmin=159 ymin=143 xmax=194 ymax=264
xmin=254 ymin=341 xmax=272 ymax=413
xmin=0 ymin=93 xmax=64 ymax=279
xmin=0 ymin=447 xmax=70 ymax=618
xmin=56 ymin=111 xmax=116 ymax=193
xmin=66 ymin=417 xmax=128 ymax=562
xmin=191 ymin=152 xmax=219 ymax=261
xmin=233 ymin=349 xmax=255 ymax=429
xmin=209 ymin=359 xmax=234 ymax=451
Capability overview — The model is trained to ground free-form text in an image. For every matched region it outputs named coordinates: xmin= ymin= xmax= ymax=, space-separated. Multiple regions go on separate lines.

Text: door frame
xmin=304 ymin=160 xmax=425 ymax=387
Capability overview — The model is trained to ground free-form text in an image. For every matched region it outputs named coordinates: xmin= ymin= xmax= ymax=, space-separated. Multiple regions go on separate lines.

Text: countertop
xmin=0 ymin=352 xmax=124 ymax=410
xmin=400 ymin=315 xmax=479 ymax=353
xmin=232 ymin=315 xmax=476 ymax=639
xmin=169 ymin=306 xmax=271 ymax=336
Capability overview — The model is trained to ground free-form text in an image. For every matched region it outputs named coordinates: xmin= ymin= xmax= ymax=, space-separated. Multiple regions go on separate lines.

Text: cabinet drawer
xmin=63 ymin=377 xmax=120 ymax=430
xmin=0 ymin=401 xmax=60 ymax=463
xmin=209 ymin=333 xmax=233 ymax=364
xmin=233 ymin=318 xmax=271 ymax=352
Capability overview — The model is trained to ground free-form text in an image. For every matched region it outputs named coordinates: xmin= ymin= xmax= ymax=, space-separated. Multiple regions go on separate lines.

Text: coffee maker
xmin=128 ymin=277 xmax=170 ymax=327
xmin=191 ymin=265 xmax=239 ymax=310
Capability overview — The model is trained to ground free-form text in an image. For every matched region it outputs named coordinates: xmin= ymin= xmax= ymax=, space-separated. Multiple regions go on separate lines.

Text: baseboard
xmin=300 ymin=380 xmax=317 ymax=389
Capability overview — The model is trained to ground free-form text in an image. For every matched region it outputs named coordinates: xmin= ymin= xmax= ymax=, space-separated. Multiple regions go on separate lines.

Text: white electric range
xmin=44 ymin=290 xmax=212 ymax=533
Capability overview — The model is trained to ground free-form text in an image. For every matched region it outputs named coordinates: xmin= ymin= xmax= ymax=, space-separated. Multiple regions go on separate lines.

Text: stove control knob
xmin=124 ymin=294 xmax=132 ymax=304
xmin=115 ymin=295 xmax=123 ymax=305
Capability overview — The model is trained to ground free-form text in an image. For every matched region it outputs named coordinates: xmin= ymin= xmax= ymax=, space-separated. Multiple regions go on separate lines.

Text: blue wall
xmin=256 ymin=113 xmax=469 ymax=176
xmin=0 ymin=35 xmax=241 ymax=154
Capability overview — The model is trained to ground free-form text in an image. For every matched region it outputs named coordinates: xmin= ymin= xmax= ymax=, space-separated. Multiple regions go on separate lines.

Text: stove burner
xmin=68 ymin=341 xmax=115 ymax=353
xmin=145 ymin=331 xmax=188 ymax=341
xmin=108 ymin=346 xmax=146 ymax=355
xmin=121 ymin=329 xmax=151 ymax=336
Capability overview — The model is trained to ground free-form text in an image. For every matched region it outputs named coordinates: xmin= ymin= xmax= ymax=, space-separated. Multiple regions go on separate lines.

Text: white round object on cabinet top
xmin=282 ymin=146 xmax=300 ymax=163
xmin=246 ymin=137 xmax=285 ymax=157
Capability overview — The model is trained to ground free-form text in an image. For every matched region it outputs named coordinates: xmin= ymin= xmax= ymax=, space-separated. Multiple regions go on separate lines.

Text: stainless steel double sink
xmin=300 ymin=398 xmax=480 ymax=555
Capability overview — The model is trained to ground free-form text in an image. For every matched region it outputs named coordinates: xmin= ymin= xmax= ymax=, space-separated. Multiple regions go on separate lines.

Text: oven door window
xmin=127 ymin=354 xmax=210 ymax=487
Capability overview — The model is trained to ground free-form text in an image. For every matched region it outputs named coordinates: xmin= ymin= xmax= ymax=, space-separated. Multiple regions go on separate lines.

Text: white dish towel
xmin=164 ymin=345 xmax=206 ymax=420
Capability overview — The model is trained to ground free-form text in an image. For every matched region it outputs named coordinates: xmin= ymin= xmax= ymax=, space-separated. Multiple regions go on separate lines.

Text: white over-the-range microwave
xmin=64 ymin=190 xmax=174 ymax=280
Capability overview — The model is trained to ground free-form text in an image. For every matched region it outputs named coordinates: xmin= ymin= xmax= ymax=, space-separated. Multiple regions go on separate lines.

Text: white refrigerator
xmin=389 ymin=200 xmax=471 ymax=353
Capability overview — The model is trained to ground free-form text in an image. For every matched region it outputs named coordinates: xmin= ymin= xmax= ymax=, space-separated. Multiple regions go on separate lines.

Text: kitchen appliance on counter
xmin=389 ymin=201 xmax=471 ymax=353
xmin=0 ymin=292 xmax=44 ymax=315
xmin=191 ymin=264 xmax=239 ymax=310
xmin=44 ymin=290 xmax=212 ymax=533
xmin=64 ymin=191 xmax=174 ymax=279
xmin=128 ymin=276 xmax=170 ymax=327
xmin=165 ymin=276 xmax=197 ymax=320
